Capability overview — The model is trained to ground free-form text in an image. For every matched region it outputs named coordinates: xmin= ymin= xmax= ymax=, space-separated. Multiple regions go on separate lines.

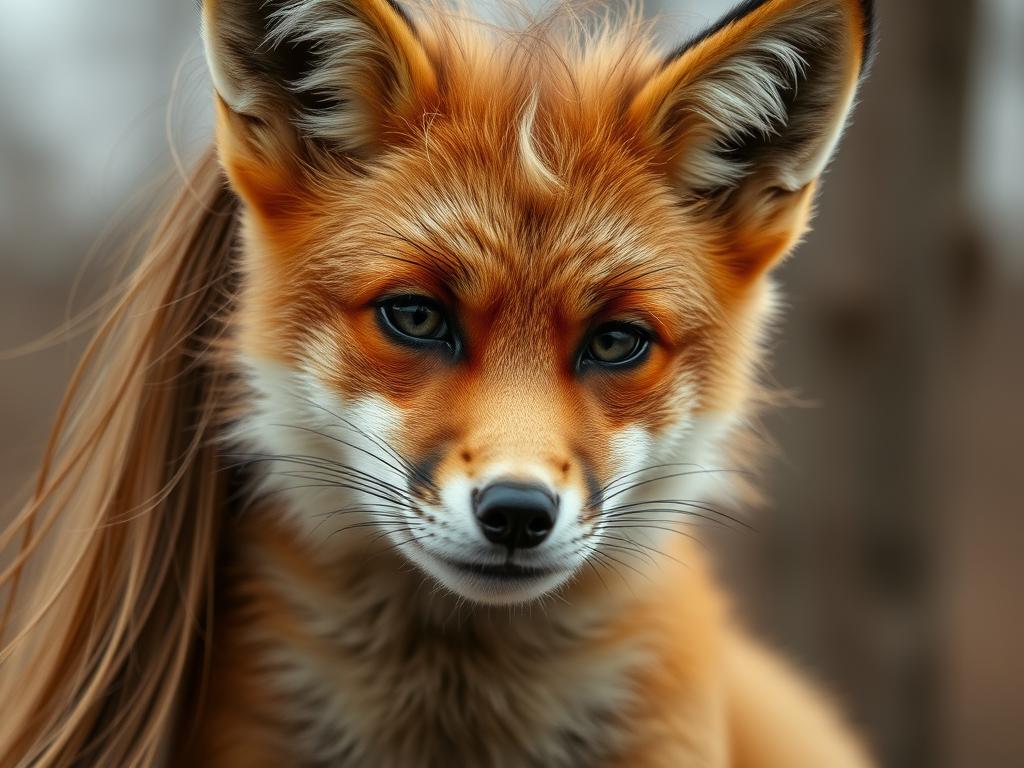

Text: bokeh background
xmin=1 ymin=1 xmax=1021 ymax=765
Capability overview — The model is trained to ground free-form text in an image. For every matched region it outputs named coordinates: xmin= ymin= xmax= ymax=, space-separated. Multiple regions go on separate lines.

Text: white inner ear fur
xmin=202 ymin=0 xmax=398 ymax=154
xmin=266 ymin=0 xmax=387 ymax=151
xmin=672 ymin=3 xmax=854 ymax=193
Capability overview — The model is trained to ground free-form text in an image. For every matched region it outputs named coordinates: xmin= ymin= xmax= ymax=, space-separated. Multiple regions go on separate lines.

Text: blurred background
xmin=0 ymin=1 xmax=1020 ymax=765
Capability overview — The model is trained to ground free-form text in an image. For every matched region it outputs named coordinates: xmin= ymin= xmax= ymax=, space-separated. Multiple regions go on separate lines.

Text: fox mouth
xmin=440 ymin=559 xmax=559 ymax=580
xmin=404 ymin=541 xmax=577 ymax=605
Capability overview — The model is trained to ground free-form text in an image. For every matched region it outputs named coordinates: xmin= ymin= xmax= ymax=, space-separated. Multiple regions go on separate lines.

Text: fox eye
xmin=378 ymin=295 xmax=452 ymax=347
xmin=583 ymin=323 xmax=650 ymax=368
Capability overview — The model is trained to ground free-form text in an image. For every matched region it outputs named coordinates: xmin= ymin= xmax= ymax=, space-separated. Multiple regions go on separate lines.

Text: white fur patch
xmin=231 ymin=355 xmax=416 ymax=548
xmin=591 ymin=398 xmax=742 ymax=571
xmin=202 ymin=0 xmax=407 ymax=154
xmin=518 ymin=91 xmax=562 ymax=191
xmin=672 ymin=2 xmax=847 ymax=192
xmin=266 ymin=0 xmax=386 ymax=151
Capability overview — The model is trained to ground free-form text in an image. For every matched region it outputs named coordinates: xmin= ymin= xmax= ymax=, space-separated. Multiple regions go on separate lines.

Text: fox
xmin=0 ymin=0 xmax=877 ymax=765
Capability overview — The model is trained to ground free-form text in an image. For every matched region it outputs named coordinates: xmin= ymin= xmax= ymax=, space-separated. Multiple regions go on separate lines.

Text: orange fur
xmin=0 ymin=1 xmax=876 ymax=765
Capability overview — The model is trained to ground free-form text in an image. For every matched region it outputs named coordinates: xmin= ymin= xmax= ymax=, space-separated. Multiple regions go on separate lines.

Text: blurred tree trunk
xmin=710 ymin=2 xmax=978 ymax=767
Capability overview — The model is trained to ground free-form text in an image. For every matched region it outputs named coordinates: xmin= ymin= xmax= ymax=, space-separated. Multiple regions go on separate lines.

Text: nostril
xmin=479 ymin=509 xmax=510 ymax=538
xmin=473 ymin=481 xmax=559 ymax=550
xmin=525 ymin=513 xmax=552 ymax=537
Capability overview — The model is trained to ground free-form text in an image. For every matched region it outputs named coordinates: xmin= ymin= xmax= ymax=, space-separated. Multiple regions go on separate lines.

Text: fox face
xmin=204 ymin=0 xmax=872 ymax=603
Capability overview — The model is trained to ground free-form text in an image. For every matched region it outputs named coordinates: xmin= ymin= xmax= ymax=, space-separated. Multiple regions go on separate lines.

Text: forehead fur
xmin=252 ymin=9 xmax=729 ymax=325
xmin=232 ymin=5 xmax=780 ymax=430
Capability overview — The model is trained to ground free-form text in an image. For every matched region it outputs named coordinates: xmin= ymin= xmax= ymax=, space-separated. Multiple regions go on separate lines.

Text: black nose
xmin=473 ymin=481 xmax=558 ymax=549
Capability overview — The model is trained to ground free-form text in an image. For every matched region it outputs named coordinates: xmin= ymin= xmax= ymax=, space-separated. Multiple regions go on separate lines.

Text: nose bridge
xmin=466 ymin=368 xmax=569 ymax=477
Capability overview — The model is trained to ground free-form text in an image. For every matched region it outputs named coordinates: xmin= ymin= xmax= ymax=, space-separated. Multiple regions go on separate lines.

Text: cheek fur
xmin=580 ymin=345 xmax=705 ymax=442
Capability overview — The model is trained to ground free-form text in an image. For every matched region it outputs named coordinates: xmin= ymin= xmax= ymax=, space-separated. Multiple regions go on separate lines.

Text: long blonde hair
xmin=0 ymin=150 xmax=240 ymax=766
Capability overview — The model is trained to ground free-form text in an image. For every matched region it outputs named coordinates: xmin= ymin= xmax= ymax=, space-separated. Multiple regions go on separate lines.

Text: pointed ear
xmin=202 ymin=0 xmax=437 ymax=212
xmin=627 ymin=0 xmax=874 ymax=281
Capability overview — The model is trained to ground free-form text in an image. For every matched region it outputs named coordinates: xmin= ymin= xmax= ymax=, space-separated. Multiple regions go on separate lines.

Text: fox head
xmin=203 ymin=0 xmax=873 ymax=604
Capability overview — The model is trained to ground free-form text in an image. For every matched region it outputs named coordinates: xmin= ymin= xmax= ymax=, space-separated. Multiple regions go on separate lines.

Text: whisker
xmin=602 ymin=501 xmax=753 ymax=531
xmin=595 ymin=523 xmax=709 ymax=551
xmin=590 ymin=533 xmax=688 ymax=569
xmin=588 ymin=550 xmax=626 ymax=587
xmin=240 ymin=444 xmax=420 ymax=502
xmin=250 ymin=479 xmax=411 ymax=509
xmin=602 ymin=468 xmax=747 ymax=504
xmin=599 ymin=461 xmax=705 ymax=494
xmin=264 ymin=468 xmax=414 ymax=507
xmin=267 ymin=421 xmax=419 ymax=488
xmin=293 ymin=397 xmax=440 ymax=491
xmin=588 ymin=533 xmax=658 ymax=567
xmin=590 ymin=547 xmax=648 ymax=582
xmin=308 ymin=503 xmax=409 ymax=520
xmin=228 ymin=453 xmax=420 ymax=505
xmin=308 ymin=506 xmax=410 ymax=537
xmin=358 ymin=530 xmax=433 ymax=564
xmin=326 ymin=519 xmax=417 ymax=540
xmin=583 ymin=557 xmax=611 ymax=593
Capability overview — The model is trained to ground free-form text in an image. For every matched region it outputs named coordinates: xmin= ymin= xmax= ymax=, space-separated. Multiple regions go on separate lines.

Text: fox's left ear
xmin=202 ymin=0 xmax=437 ymax=213
xmin=628 ymin=0 xmax=874 ymax=281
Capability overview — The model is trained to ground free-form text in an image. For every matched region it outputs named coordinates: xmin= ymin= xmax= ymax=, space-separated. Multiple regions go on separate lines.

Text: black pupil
xmin=593 ymin=329 xmax=638 ymax=361
xmin=392 ymin=301 xmax=441 ymax=337
xmin=407 ymin=305 xmax=430 ymax=329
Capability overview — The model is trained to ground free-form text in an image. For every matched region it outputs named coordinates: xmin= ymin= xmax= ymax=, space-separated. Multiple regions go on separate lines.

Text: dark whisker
xmin=308 ymin=503 xmax=409 ymax=520
xmin=583 ymin=557 xmax=610 ymax=593
xmin=590 ymin=547 xmax=648 ymax=581
xmin=603 ymin=500 xmax=754 ymax=531
xmin=266 ymin=423 xmax=421 ymax=489
xmin=600 ymin=462 xmax=751 ymax=496
xmin=371 ymin=532 xmax=431 ymax=555
xmin=595 ymin=523 xmax=709 ymax=551
xmin=228 ymin=452 xmax=420 ymax=505
xmin=326 ymin=519 xmax=417 ymax=540
xmin=588 ymin=550 xmax=629 ymax=588
xmin=294 ymin=396 xmax=440 ymax=492
xmin=590 ymin=532 xmax=689 ymax=569
xmin=588 ymin=533 xmax=658 ymax=566
xmin=268 ymin=464 xmax=415 ymax=500
xmin=600 ymin=461 xmax=705 ymax=494
xmin=265 ymin=467 xmax=414 ymax=507
xmin=231 ymin=443 xmax=426 ymax=503
xmin=251 ymin=479 xmax=411 ymax=510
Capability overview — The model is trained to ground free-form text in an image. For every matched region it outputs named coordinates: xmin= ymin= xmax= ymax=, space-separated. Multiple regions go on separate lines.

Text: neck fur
xmin=206 ymin=509 xmax=723 ymax=767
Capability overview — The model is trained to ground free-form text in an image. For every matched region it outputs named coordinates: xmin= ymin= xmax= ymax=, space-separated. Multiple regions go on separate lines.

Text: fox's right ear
xmin=202 ymin=0 xmax=437 ymax=211
xmin=627 ymin=0 xmax=873 ymax=283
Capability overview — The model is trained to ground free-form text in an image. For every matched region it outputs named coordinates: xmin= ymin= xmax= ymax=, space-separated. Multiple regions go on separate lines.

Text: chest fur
xmin=242 ymin=569 xmax=650 ymax=767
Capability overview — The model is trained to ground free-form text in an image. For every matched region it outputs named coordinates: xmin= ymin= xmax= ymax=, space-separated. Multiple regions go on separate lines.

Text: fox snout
xmin=396 ymin=408 xmax=602 ymax=603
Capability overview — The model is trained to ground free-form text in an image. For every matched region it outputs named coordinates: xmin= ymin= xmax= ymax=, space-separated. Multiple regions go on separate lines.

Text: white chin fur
xmin=401 ymin=542 xmax=578 ymax=606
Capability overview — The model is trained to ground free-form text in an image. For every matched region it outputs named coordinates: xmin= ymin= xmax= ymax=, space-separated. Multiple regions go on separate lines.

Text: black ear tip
xmin=664 ymin=0 xmax=878 ymax=72
xmin=664 ymin=0 xmax=765 ymax=63
xmin=859 ymin=0 xmax=878 ymax=72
